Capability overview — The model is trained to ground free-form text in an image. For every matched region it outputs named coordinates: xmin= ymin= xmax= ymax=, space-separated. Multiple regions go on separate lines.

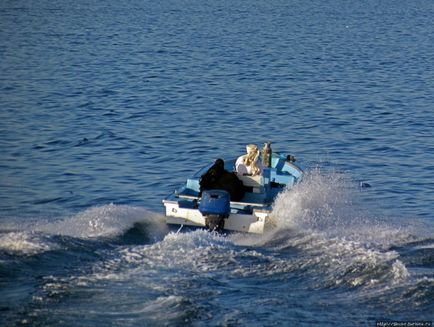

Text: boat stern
xmin=162 ymin=198 xmax=270 ymax=234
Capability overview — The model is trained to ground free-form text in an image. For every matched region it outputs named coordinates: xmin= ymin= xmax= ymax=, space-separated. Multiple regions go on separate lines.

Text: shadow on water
xmin=116 ymin=221 xmax=167 ymax=245
xmin=390 ymin=238 xmax=434 ymax=269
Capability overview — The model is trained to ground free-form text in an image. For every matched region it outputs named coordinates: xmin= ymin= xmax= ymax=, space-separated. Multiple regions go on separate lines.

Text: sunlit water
xmin=1 ymin=0 xmax=433 ymax=326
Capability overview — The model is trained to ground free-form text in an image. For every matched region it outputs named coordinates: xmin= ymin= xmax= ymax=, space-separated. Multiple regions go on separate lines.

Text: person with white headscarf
xmin=235 ymin=144 xmax=263 ymax=176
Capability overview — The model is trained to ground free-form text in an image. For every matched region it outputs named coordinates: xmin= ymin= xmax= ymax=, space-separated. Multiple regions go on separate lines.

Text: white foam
xmin=271 ymin=168 xmax=355 ymax=231
xmin=0 ymin=231 xmax=55 ymax=255
xmin=391 ymin=260 xmax=410 ymax=282
xmin=232 ymin=168 xmax=418 ymax=288
xmin=140 ymin=295 xmax=186 ymax=314
xmin=279 ymin=231 xmax=411 ymax=288
xmin=137 ymin=230 xmax=233 ymax=273
xmin=413 ymin=243 xmax=434 ymax=250
xmin=56 ymin=230 xmax=232 ymax=287
xmin=269 ymin=169 xmax=423 ymax=248
xmin=0 ymin=205 xmax=169 ymax=256
xmin=37 ymin=204 xmax=168 ymax=239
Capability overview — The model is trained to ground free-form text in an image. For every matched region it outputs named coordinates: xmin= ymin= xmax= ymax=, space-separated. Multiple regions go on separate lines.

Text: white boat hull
xmin=163 ymin=200 xmax=271 ymax=234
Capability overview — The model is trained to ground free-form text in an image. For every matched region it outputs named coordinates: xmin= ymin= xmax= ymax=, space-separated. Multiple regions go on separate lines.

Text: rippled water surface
xmin=1 ymin=0 xmax=433 ymax=326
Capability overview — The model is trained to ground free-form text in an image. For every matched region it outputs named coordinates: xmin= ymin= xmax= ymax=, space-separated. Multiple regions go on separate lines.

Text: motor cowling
xmin=199 ymin=190 xmax=230 ymax=231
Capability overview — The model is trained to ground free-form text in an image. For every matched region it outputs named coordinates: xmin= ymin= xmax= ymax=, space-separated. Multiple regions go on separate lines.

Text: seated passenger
xmin=199 ymin=159 xmax=245 ymax=202
xmin=235 ymin=144 xmax=263 ymax=176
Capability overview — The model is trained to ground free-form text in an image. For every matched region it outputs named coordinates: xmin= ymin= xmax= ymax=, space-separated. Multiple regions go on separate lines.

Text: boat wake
xmin=235 ymin=169 xmax=434 ymax=314
xmin=0 ymin=204 xmax=169 ymax=256
xmin=270 ymin=169 xmax=420 ymax=244
xmin=1 ymin=170 xmax=433 ymax=325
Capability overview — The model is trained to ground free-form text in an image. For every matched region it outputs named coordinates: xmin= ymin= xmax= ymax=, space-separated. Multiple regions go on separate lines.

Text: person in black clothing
xmin=199 ymin=159 xmax=245 ymax=202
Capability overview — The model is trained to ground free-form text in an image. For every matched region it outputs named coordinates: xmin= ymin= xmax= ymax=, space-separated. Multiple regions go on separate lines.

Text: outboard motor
xmin=199 ymin=190 xmax=230 ymax=232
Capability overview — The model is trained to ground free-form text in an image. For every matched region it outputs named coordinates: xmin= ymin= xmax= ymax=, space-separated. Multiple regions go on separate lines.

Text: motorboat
xmin=162 ymin=148 xmax=303 ymax=234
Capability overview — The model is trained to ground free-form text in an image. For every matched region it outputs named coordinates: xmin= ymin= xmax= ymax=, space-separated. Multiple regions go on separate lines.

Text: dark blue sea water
xmin=1 ymin=0 xmax=433 ymax=326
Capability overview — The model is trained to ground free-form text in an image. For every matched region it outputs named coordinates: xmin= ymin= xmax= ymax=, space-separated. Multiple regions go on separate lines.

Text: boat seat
xmin=235 ymin=173 xmax=262 ymax=188
xmin=186 ymin=178 xmax=200 ymax=192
